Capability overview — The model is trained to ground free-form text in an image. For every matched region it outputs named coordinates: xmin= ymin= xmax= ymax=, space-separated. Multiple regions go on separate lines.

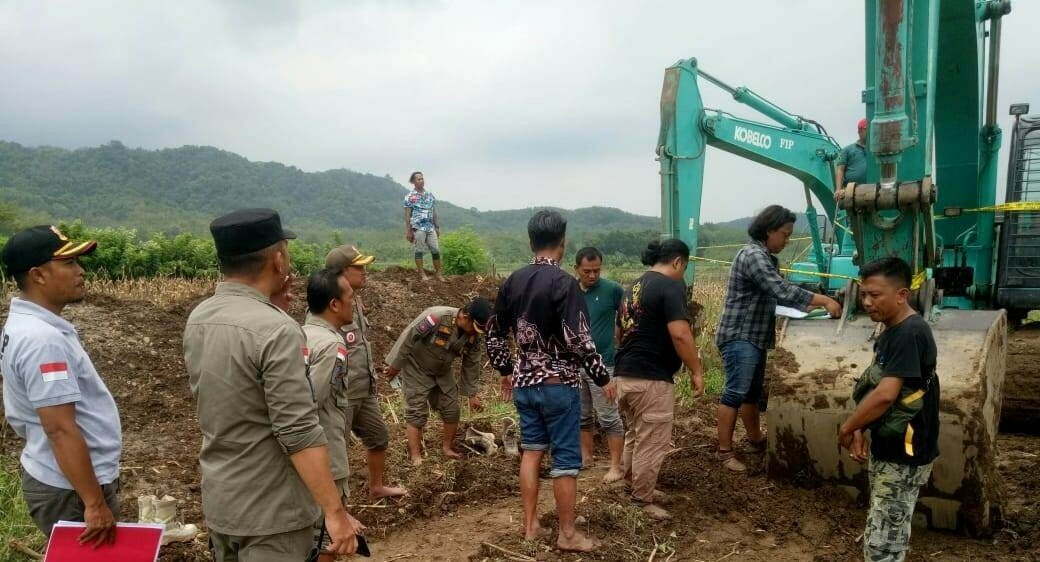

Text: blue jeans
xmin=719 ymin=340 xmax=767 ymax=410
xmin=514 ymin=384 xmax=582 ymax=478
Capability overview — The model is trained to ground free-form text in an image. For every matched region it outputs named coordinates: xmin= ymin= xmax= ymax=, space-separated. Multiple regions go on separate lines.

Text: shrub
xmin=440 ymin=228 xmax=488 ymax=275
xmin=51 ymin=221 xmax=335 ymax=279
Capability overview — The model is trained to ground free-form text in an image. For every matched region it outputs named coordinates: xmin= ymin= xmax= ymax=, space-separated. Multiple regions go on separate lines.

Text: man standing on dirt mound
xmin=614 ymin=238 xmax=705 ymax=521
xmin=403 ymin=171 xmax=445 ymax=282
xmin=324 ymin=245 xmax=409 ymax=500
xmin=485 ymin=209 xmax=613 ymax=553
xmin=839 ymin=257 xmax=940 ymax=562
xmin=183 ymin=209 xmax=363 ymax=561
xmin=1 ymin=226 xmax=121 ymax=545
xmin=384 ymin=297 xmax=491 ymax=465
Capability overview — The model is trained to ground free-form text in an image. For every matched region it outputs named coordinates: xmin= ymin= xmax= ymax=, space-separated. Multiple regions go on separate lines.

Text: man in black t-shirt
xmin=839 ymin=257 xmax=939 ymax=562
xmin=614 ymin=239 xmax=704 ymax=521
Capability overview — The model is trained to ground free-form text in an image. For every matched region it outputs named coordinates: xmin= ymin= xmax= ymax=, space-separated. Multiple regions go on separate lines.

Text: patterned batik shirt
xmin=715 ymin=240 xmax=814 ymax=350
xmin=403 ymin=189 xmax=437 ymax=232
xmin=486 ymin=257 xmax=610 ymax=388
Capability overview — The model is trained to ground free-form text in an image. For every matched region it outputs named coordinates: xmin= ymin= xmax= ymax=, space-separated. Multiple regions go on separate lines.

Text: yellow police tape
xmin=911 ymin=270 xmax=925 ymax=290
xmin=937 ymin=201 xmax=1040 ymax=217
xmin=690 ymin=255 xmax=857 ymax=281
xmin=692 ymin=255 xmax=929 ymax=288
xmin=695 ymin=237 xmax=810 ymax=250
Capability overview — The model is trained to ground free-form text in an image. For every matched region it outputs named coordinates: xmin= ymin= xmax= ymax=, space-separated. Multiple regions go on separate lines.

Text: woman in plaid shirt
xmin=714 ymin=205 xmax=841 ymax=472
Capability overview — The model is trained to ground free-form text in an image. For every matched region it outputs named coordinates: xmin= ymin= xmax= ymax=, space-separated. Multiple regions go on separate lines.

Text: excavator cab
xmin=996 ymin=106 xmax=1040 ymax=323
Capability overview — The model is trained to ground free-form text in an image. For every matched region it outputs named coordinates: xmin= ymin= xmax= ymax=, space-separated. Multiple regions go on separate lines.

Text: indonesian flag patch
xmin=417 ymin=314 xmax=439 ymax=335
xmin=40 ymin=362 xmax=69 ymax=382
xmin=336 ymin=345 xmax=347 ymax=362
xmin=302 ymin=346 xmax=310 ymax=366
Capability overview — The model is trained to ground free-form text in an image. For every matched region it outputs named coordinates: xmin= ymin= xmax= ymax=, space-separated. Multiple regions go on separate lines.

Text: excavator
xmin=657 ymin=0 xmax=1033 ymax=536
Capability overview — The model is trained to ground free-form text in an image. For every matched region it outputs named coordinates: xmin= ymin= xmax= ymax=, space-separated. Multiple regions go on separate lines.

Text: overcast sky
xmin=2 ymin=1 xmax=1038 ymax=222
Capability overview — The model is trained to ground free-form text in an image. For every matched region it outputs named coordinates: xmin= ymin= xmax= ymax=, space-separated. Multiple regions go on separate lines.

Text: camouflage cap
xmin=325 ymin=245 xmax=376 ymax=271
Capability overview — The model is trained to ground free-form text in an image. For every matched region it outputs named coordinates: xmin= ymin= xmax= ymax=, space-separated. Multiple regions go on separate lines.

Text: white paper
xmin=775 ymin=305 xmax=809 ymax=319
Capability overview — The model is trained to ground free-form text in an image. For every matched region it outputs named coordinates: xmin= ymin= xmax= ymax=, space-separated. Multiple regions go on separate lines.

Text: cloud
xmin=1 ymin=1 xmax=1037 ymax=222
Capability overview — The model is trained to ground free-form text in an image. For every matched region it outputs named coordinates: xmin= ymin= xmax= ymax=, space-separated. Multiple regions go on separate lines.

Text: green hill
xmin=0 ymin=140 xmax=658 ymax=239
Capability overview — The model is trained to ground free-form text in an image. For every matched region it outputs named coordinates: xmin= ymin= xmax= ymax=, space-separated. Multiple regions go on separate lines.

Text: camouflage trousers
xmin=864 ymin=459 xmax=933 ymax=562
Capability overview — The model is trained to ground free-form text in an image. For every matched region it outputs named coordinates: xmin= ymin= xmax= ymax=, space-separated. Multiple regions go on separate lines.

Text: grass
xmin=0 ymin=456 xmax=45 ymax=561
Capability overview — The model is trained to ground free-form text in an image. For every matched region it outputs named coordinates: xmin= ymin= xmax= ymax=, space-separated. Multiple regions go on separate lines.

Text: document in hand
xmin=44 ymin=521 xmax=164 ymax=562
xmin=775 ymin=305 xmax=810 ymax=319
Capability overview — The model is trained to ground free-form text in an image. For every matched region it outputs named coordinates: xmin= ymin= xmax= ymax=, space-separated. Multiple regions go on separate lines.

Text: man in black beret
xmin=183 ymin=209 xmax=364 ymax=561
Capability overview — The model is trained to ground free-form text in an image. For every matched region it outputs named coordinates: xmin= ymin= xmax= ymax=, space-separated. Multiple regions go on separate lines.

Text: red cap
xmin=858 ymin=118 xmax=868 ymax=129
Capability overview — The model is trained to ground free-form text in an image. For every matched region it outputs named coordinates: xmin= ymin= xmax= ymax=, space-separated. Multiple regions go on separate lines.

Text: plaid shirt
xmin=486 ymin=257 xmax=610 ymax=388
xmin=715 ymin=241 xmax=813 ymax=350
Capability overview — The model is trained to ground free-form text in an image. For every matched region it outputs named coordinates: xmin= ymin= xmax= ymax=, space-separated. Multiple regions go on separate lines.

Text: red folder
xmin=44 ymin=521 xmax=164 ymax=562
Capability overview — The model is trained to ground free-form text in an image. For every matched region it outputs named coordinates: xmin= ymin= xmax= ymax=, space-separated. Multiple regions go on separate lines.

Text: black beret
xmin=467 ymin=297 xmax=493 ymax=333
xmin=210 ymin=209 xmax=297 ymax=258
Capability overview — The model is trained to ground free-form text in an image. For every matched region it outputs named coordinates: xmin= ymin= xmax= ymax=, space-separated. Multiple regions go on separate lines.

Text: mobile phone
xmin=356 ymin=534 xmax=371 ymax=557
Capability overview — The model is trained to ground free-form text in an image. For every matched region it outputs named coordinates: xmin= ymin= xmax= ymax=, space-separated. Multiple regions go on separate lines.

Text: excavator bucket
xmin=766 ymin=309 xmax=1007 ymax=536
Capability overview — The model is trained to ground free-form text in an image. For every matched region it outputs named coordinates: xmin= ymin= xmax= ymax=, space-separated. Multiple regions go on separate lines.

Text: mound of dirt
xmin=1002 ymin=323 xmax=1040 ymax=432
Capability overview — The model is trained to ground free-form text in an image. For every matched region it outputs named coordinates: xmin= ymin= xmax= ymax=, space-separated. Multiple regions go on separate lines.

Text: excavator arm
xmin=658 ymin=58 xmax=844 ymax=284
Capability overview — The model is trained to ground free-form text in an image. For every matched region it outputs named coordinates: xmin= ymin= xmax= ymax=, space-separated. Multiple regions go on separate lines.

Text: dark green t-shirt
xmin=869 ymin=314 xmax=940 ymax=466
xmin=581 ymin=278 xmax=624 ymax=366
xmin=838 ymin=142 xmax=868 ymax=184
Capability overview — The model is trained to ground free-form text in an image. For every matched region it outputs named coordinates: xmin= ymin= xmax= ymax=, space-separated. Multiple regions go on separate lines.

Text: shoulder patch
xmin=416 ymin=314 xmax=439 ymax=335
xmin=336 ymin=345 xmax=348 ymax=362
xmin=40 ymin=362 xmax=69 ymax=382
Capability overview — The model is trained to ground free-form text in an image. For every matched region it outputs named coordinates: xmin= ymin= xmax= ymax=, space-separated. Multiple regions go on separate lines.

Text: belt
xmin=540 ymin=376 xmax=563 ymax=386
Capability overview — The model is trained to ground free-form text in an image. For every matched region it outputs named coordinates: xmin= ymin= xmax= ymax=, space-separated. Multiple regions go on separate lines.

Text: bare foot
xmin=557 ymin=530 xmax=600 ymax=552
xmin=642 ymin=503 xmax=672 ymax=521
xmin=410 ymin=455 xmax=423 ymax=467
xmin=435 ymin=273 xmax=446 ymax=282
xmin=443 ymin=447 xmax=463 ymax=460
xmin=523 ymin=525 xmax=551 ymax=541
xmin=602 ymin=467 xmax=624 ymax=483
xmin=369 ymin=485 xmax=408 ymax=500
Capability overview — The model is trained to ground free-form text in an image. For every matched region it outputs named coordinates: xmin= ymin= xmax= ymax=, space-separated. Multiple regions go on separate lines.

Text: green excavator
xmin=657 ymin=0 xmax=1033 ymax=535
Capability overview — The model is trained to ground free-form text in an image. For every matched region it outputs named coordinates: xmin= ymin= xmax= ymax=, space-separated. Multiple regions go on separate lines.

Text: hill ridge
xmin=0 ymin=140 xmax=658 ymax=238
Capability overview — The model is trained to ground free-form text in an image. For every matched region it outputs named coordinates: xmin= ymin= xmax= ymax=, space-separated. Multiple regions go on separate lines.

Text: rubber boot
xmin=152 ymin=495 xmax=200 ymax=545
xmin=502 ymin=418 xmax=520 ymax=457
xmin=137 ymin=495 xmax=157 ymax=523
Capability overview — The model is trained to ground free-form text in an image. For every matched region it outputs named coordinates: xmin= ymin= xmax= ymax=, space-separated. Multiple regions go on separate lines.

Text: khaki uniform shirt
xmin=384 ymin=306 xmax=483 ymax=396
xmin=183 ymin=282 xmax=326 ymax=536
xmin=302 ymin=314 xmax=350 ymax=482
xmin=340 ymin=297 xmax=376 ymax=400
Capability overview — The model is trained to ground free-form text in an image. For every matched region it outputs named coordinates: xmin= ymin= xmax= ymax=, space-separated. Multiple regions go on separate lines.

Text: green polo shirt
xmin=581 ymin=278 xmax=624 ymax=366
xmin=837 ymin=142 xmax=868 ymax=184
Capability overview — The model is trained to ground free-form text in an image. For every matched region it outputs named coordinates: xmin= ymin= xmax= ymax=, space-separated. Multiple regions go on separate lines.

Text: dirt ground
xmin=1 ymin=269 xmax=1039 ymax=561
xmin=1002 ymin=324 xmax=1040 ymax=432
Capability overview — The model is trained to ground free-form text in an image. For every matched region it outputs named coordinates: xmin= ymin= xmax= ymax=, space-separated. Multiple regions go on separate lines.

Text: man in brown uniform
xmin=302 ymin=267 xmax=356 ymax=562
xmin=324 ymin=245 xmax=408 ymax=500
xmin=385 ymin=299 xmax=491 ymax=466
xmin=183 ymin=209 xmax=362 ymax=561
